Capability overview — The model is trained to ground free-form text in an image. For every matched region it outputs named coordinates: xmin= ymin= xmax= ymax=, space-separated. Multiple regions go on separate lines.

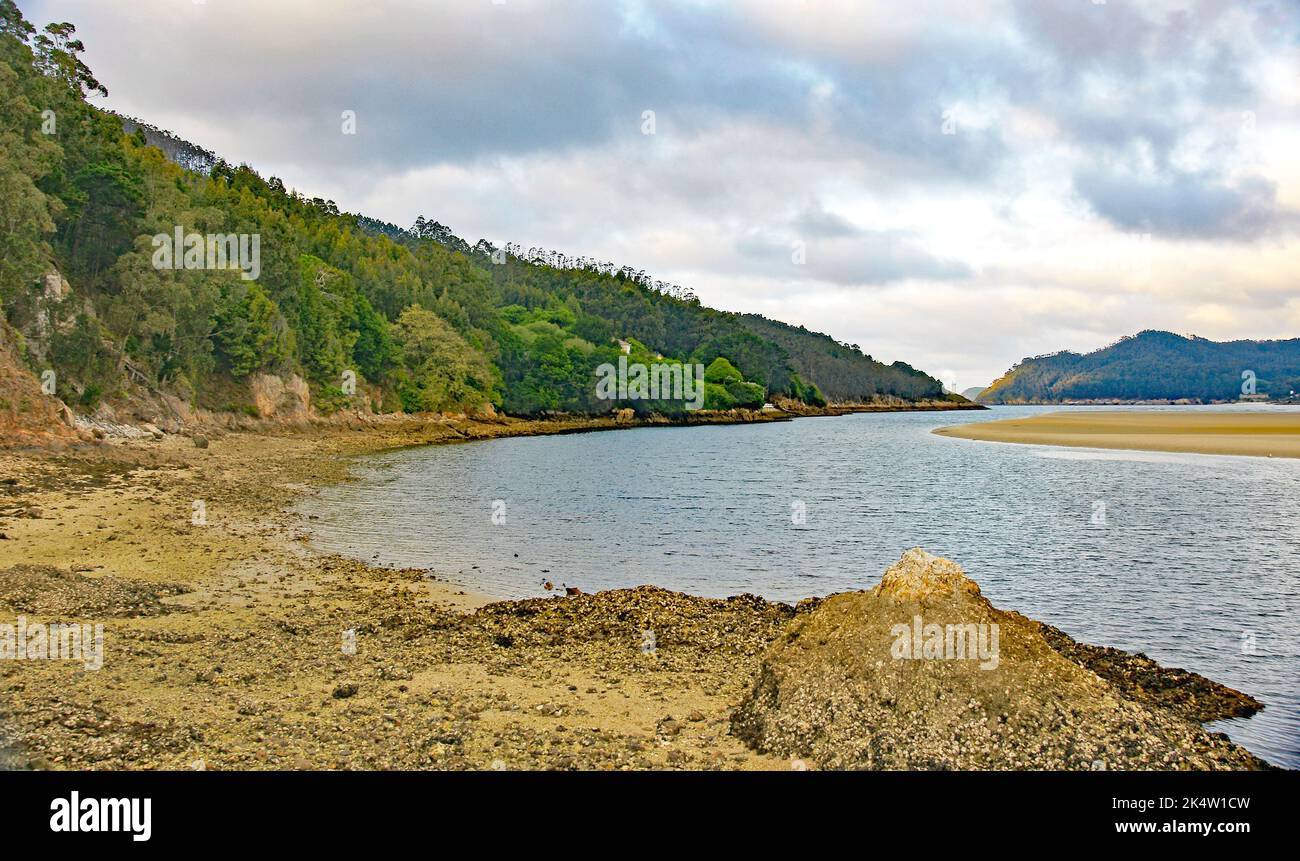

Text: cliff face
xmin=732 ymin=548 xmax=1267 ymax=770
xmin=248 ymin=373 xmax=313 ymax=423
xmin=0 ymin=269 xmax=321 ymax=447
xmin=0 ymin=320 xmax=77 ymax=448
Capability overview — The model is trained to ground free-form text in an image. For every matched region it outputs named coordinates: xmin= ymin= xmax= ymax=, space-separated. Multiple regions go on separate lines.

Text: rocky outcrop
xmin=249 ymin=373 xmax=312 ymax=422
xmin=0 ymin=321 xmax=78 ymax=448
xmin=731 ymin=548 xmax=1267 ymax=770
xmin=32 ymin=272 xmax=72 ymax=348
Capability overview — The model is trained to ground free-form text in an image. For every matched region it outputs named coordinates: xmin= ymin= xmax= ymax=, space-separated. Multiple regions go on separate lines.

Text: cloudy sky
xmin=26 ymin=0 xmax=1300 ymax=389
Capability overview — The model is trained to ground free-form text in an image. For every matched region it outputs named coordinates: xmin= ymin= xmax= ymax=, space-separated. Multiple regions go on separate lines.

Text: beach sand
xmin=934 ymin=409 xmax=1300 ymax=459
xmin=0 ymin=419 xmax=795 ymax=770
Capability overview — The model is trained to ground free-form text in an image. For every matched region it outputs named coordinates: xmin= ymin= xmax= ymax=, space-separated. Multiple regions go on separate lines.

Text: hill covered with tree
xmin=0 ymin=1 xmax=946 ymax=425
xmin=736 ymin=314 xmax=943 ymax=402
xmin=980 ymin=330 xmax=1300 ymax=403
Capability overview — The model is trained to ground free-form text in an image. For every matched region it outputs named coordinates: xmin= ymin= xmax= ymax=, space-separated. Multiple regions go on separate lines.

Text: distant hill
xmin=960 ymin=386 xmax=986 ymax=401
xmin=980 ymin=331 xmax=1300 ymax=404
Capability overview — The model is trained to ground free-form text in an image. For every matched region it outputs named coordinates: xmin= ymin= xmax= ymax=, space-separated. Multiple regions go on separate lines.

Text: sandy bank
xmin=934 ymin=409 xmax=1300 ymax=459
xmin=0 ymin=422 xmax=794 ymax=769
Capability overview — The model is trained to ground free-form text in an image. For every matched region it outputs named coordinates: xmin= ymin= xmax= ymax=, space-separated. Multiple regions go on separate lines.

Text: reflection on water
xmin=301 ymin=405 xmax=1300 ymax=768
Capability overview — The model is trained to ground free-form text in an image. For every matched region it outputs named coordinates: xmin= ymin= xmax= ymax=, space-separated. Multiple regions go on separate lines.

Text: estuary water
xmin=300 ymin=405 xmax=1300 ymax=768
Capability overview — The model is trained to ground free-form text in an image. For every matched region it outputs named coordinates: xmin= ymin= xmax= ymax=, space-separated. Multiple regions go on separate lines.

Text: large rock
xmin=731 ymin=548 xmax=1267 ymax=770
xmin=249 ymin=373 xmax=312 ymax=421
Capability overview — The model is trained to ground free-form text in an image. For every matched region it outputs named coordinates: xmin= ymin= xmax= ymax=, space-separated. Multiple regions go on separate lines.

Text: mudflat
xmin=934 ymin=410 xmax=1300 ymax=459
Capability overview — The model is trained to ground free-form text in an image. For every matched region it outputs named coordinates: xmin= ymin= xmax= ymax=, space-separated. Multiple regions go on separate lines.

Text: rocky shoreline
xmin=7 ymin=394 xmax=985 ymax=453
xmin=0 ymin=418 xmax=1273 ymax=770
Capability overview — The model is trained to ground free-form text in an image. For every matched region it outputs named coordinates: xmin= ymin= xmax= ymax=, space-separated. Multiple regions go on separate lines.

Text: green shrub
xmin=725 ymin=379 xmax=765 ymax=408
xmin=703 ymin=382 xmax=735 ymax=410
xmin=704 ymin=356 xmax=744 ymax=384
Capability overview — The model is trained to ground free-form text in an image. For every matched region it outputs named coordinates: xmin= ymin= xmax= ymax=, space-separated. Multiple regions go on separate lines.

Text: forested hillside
xmin=737 ymin=314 xmax=943 ymax=401
xmin=980 ymin=330 xmax=1300 ymax=403
xmin=0 ymin=2 xmax=945 ymax=424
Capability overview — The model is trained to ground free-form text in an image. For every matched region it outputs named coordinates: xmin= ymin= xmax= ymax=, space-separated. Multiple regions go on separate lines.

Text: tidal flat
xmin=0 ymin=414 xmax=1278 ymax=770
xmin=934 ymin=409 xmax=1300 ymax=459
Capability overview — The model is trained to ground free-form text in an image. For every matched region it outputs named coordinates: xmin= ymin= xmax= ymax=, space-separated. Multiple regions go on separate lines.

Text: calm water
xmin=301 ymin=405 xmax=1300 ymax=768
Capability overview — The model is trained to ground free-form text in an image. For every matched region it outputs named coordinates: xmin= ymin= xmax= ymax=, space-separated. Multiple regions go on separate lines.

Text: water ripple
xmin=301 ymin=406 xmax=1300 ymax=768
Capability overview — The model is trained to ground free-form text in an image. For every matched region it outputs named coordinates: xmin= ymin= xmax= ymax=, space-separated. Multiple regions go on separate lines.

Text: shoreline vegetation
xmin=933 ymin=409 xmax=1300 ymax=459
xmin=0 ymin=408 xmax=1274 ymax=770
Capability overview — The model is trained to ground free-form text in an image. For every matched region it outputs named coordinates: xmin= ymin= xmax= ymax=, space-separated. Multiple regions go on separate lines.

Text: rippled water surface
xmin=302 ymin=405 xmax=1300 ymax=767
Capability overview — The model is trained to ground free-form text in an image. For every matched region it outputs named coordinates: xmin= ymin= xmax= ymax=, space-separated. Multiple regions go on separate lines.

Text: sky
xmin=24 ymin=0 xmax=1300 ymax=390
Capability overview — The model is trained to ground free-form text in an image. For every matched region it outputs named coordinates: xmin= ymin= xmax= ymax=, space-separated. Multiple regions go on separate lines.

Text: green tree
xmin=703 ymin=356 xmax=744 ymax=384
xmin=212 ymin=281 xmax=292 ymax=378
xmin=393 ymin=305 xmax=497 ymax=412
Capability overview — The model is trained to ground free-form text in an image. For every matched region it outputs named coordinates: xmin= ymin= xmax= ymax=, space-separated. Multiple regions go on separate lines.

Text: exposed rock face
xmin=33 ymin=272 xmax=72 ymax=345
xmin=732 ymin=548 xmax=1267 ymax=770
xmin=875 ymin=547 xmax=980 ymax=601
xmin=249 ymin=373 xmax=312 ymax=421
xmin=0 ymin=321 xmax=78 ymax=448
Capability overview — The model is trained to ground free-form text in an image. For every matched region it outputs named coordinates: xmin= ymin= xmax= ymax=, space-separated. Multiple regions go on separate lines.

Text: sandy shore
xmin=0 ymin=417 xmax=801 ymax=770
xmin=0 ymin=414 xmax=1272 ymax=770
xmin=934 ymin=409 xmax=1300 ymax=459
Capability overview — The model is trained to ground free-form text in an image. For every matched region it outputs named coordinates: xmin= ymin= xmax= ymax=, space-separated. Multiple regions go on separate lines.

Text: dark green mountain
xmin=980 ymin=330 xmax=1300 ymax=403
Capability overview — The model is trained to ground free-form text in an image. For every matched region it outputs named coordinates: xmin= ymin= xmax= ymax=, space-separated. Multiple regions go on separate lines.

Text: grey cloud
xmin=790 ymin=201 xmax=862 ymax=239
xmin=29 ymin=0 xmax=1013 ymax=183
xmin=735 ymin=229 xmax=971 ymax=286
xmin=29 ymin=0 xmax=816 ymax=170
xmin=29 ymin=0 xmax=1297 ymax=187
xmin=1011 ymin=0 xmax=1157 ymax=73
xmin=1073 ymin=165 xmax=1300 ymax=241
xmin=1009 ymin=0 xmax=1292 ymax=167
